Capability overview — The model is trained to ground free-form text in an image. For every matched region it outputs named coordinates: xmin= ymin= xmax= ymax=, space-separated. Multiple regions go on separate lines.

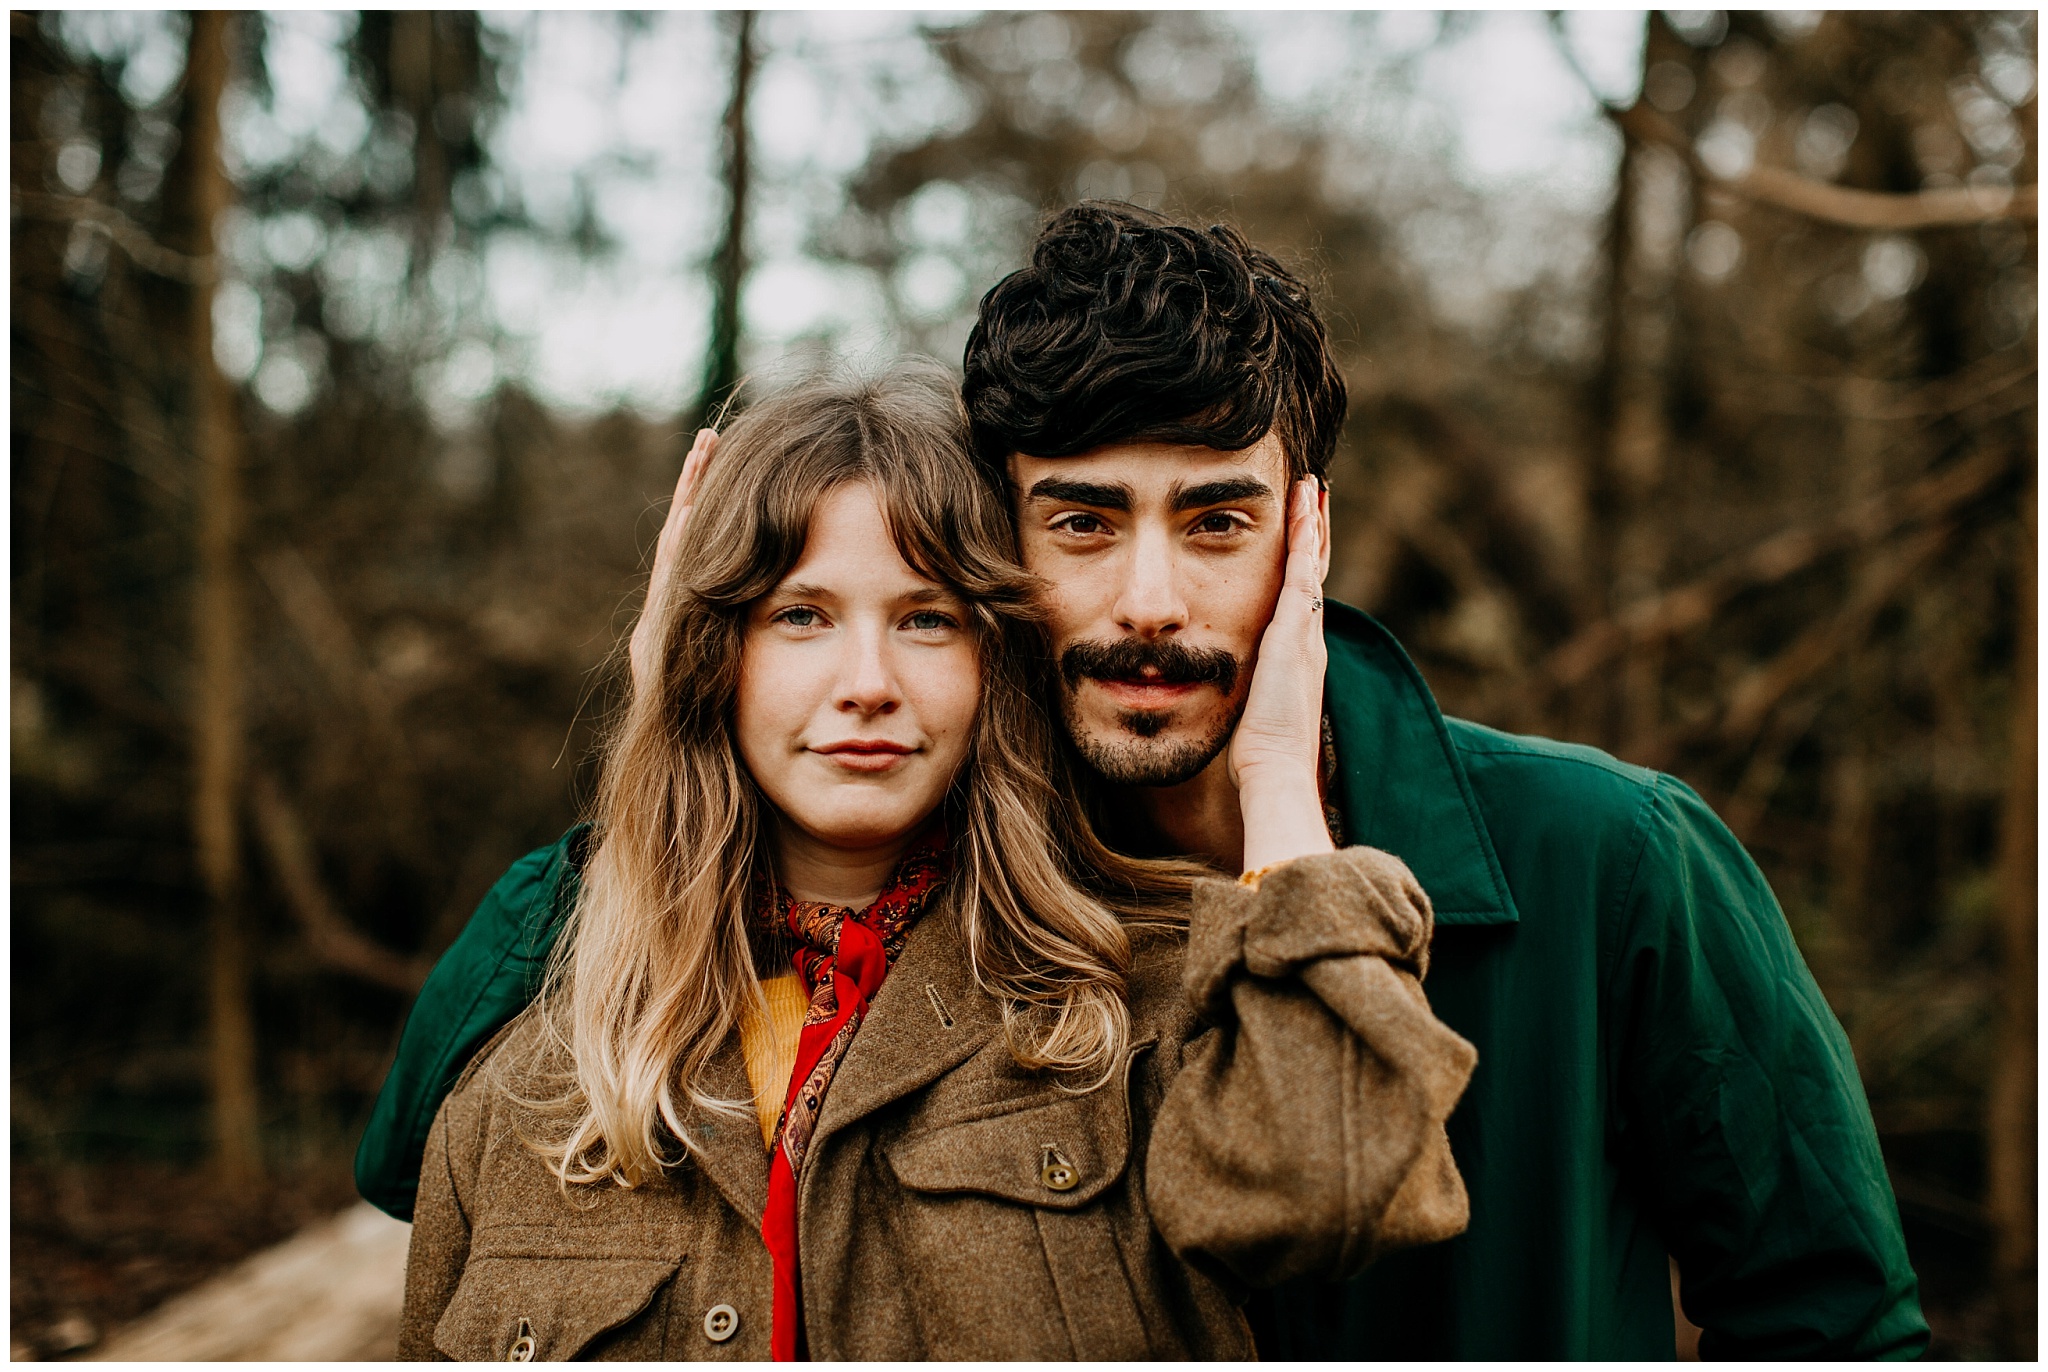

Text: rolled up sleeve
xmin=1147 ymin=846 xmax=1478 ymax=1286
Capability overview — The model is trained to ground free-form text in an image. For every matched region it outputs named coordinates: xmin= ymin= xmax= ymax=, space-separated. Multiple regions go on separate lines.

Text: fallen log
xmin=88 ymin=1202 xmax=409 ymax=1362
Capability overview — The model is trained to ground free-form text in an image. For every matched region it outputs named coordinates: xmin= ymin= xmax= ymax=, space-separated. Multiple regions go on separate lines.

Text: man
xmin=357 ymin=204 xmax=1927 ymax=1359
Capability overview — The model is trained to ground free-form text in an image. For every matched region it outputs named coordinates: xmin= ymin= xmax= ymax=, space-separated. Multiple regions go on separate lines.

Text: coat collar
xmin=680 ymin=897 xmax=998 ymax=1218
xmin=813 ymin=898 xmax=999 ymax=1138
xmin=1324 ymin=602 xmax=1519 ymax=927
xmin=678 ymin=1031 xmax=772 ymax=1225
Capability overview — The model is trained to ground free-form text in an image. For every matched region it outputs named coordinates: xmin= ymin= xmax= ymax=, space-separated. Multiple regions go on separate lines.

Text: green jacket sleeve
xmin=353 ymin=824 xmax=588 ymax=1221
xmin=1607 ymin=777 xmax=1928 ymax=1359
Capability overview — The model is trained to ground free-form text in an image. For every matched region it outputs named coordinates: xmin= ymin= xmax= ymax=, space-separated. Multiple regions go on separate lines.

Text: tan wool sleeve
xmin=1146 ymin=845 xmax=1478 ymax=1287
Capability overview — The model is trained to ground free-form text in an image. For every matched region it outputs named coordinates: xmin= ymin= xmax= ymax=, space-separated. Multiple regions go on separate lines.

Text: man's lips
xmin=811 ymin=740 xmax=918 ymax=773
xmin=1085 ymin=676 xmax=1207 ymax=710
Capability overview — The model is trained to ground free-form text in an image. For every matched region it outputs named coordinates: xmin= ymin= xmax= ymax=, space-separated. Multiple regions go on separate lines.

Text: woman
xmin=399 ymin=366 xmax=1475 ymax=1361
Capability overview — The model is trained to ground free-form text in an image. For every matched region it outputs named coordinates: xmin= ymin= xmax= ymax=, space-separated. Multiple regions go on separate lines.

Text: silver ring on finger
xmin=1309 ymin=595 xmax=1324 ymax=613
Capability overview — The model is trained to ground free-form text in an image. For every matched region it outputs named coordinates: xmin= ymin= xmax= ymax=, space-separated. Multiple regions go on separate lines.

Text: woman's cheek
xmin=732 ymin=639 xmax=801 ymax=783
xmin=937 ymin=647 xmax=983 ymax=773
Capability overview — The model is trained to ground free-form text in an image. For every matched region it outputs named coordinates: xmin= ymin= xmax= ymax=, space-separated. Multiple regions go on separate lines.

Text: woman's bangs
xmin=866 ymin=468 xmax=997 ymax=611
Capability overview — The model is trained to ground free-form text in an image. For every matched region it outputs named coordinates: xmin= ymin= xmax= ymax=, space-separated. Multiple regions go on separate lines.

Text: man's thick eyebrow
xmin=1170 ymin=477 xmax=1275 ymax=512
xmin=1025 ymin=477 xmax=1132 ymax=511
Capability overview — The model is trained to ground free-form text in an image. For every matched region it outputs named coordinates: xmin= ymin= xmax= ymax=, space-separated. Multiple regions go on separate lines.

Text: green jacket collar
xmin=1324 ymin=602 xmax=1519 ymax=927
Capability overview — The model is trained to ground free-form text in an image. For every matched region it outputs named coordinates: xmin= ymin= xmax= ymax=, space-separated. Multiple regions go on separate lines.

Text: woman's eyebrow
xmin=772 ymin=581 xmax=831 ymax=601
xmin=1169 ymin=476 xmax=1273 ymax=511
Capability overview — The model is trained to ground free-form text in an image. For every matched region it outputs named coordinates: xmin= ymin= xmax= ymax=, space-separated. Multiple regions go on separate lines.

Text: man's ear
xmin=1314 ymin=477 xmax=1332 ymax=583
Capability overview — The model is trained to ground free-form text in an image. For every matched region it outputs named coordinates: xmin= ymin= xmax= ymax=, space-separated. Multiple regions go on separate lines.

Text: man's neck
xmin=1130 ymin=750 xmax=1244 ymax=874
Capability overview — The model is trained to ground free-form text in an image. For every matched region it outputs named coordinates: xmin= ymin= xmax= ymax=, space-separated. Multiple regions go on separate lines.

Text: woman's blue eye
xmin=905 ymin=610 xmax=954 ymax=632
xmin=777 ymin=607 xmax=820 ymax=628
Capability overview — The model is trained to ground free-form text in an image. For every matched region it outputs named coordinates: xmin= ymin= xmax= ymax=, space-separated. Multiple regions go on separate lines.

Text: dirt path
xmin=87 ymin=1203 xmax=409 ymax=1362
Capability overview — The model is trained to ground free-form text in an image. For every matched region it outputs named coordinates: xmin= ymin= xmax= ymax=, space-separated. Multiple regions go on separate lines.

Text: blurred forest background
xmin=11 ymin=8 xmax=2036 ymax=1360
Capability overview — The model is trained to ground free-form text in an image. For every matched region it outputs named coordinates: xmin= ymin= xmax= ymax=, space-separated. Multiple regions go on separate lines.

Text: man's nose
xmin=1112 ymin=523 xmax=1187 ymax=639
xmin=836 ymin=621 xmax=900 ymax=715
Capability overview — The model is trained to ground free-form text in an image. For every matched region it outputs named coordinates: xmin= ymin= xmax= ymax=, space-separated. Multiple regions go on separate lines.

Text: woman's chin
xmin=783 ymin=801 xmax=942 ymax=856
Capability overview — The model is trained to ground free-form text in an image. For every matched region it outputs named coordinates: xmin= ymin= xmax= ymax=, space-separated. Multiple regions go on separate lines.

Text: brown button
xmin=507 ymin=1318 xmax=536 ymax=1361
xmin=704 ymin=1303 xmax=740 ymax=1343
xmin=1040 ymin=1144 xmax=1078 ymax=1192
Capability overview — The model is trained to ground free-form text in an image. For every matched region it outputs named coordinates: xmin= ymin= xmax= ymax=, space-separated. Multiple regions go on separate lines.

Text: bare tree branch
xmin=1716 ymin=524 xmax=1952 ymax=748
xmin=1543 ymin=14 xmax=2037 ymax=230
xmin=1614 ymin=102 xmax=2038 ymax=230
xmin=1545 ymin=445 xmax=2016 ymax=687
xmin=13 ymin=190 xmax=217 ymax=283
xmin=254 ymin=546 xmax=404 ymax=739
xmin=1719 ymin=694 xmax=1827 ymax=842
xmin=249 ymin=771 xmax=429 ymax=995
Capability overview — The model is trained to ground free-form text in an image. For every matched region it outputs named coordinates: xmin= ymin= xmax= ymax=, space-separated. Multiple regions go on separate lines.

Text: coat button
xmin=1040 ymin=1144 xmax=1078 ymax=1192
xmin=703 ymin=1304 xmax=740 ymax=1343
xmin=507 ymin=1318 xmax=536 ymax=1361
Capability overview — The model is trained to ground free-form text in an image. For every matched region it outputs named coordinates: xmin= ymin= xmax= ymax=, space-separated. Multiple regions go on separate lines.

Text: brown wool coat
xmin=399 ymin=846 xmax=1478 ymax=1361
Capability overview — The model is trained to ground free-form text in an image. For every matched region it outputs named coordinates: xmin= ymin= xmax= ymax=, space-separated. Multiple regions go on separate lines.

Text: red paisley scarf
xmin=760 ymin=825 xmax=951 ymax=1361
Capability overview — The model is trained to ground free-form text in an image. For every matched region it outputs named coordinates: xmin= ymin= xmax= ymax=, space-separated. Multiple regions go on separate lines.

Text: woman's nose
xmin=836 ymin=624 xmax=900 ymax=715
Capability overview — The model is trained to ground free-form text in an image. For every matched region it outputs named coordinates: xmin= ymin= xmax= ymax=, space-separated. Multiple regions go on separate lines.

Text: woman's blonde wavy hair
xmin=523 ymin=363 xmax=1199 ymax=1188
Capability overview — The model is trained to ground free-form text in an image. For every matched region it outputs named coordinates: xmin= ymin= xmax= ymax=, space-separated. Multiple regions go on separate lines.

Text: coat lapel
xmin=679 ymin=1029 xmax=770 ymax=1224
xmin=1324 ymin=601 xmax=1520 ymax=927
xmin=812 ymin=901 xmax=998 ymax=1140
xmin=677 ymin=902 xmax=994 ymax=1220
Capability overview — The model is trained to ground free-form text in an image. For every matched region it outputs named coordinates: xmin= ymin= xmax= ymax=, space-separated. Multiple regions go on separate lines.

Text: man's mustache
xmin=1059 ymin=638 xmax=1240 ymax=697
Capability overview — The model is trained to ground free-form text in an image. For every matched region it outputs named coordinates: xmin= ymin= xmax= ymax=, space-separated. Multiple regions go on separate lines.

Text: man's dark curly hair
xmin=962 ymin=202 xmax=1346 ymax=483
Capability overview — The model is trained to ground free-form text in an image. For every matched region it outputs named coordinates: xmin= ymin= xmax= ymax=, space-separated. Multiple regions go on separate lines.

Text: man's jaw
xmin=1062 ymin=680 xmax=1242 ymax=788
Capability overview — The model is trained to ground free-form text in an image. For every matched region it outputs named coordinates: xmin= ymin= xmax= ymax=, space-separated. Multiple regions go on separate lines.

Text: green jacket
xmin=356 ymin=604 xmax=1926 ymax=1360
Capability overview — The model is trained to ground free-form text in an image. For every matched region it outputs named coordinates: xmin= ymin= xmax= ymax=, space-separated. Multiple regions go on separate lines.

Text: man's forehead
xmin=1007 ymin=433 xmax=1287 ymax=493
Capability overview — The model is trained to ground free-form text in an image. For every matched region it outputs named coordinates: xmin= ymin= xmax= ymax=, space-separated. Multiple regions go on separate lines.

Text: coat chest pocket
xmin=434 ymin=1229 xmax=683 ymax=1361
xmin=884 ymin=1069 xmax=1153 ymax=1358
xmin=885 ymin=1089 xmax=1131 ymax=1207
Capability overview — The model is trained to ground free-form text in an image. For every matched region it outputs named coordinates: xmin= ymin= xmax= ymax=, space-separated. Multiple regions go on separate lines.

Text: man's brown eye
xmin=1196 ymin=514 xmax=1239 ymax=534
xmin=1061 ymin=514 xmax=1103 ymax=535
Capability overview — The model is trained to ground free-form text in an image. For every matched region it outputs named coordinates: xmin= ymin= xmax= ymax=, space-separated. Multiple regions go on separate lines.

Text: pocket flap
xmin=885 ymin=1091 xmax=1130 ymax=1210
xmin=434 ymin=1251 xmax=682 ymax=1360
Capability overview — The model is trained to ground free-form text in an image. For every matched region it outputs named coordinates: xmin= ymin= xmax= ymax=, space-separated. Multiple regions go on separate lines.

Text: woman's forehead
xmin=775 ymin=482 xmax=959 ymax=601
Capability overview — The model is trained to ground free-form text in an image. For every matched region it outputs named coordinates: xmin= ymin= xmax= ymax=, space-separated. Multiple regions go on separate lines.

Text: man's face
xmin=1010 ymin=433 xmax=1293 ymax=788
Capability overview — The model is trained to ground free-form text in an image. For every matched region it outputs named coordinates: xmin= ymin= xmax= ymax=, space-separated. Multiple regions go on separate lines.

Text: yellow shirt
xmin=738 ymin=972 xmax=809 ymax=1148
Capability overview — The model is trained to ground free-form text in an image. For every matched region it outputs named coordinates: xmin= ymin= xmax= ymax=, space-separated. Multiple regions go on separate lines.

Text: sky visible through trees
xmin=50 ymin=11 xmax=1651 ymax=420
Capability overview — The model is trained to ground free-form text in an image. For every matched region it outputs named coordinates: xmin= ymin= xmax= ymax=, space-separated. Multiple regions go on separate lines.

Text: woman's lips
xmin=812 ymin=740 xmax=917 ymax=773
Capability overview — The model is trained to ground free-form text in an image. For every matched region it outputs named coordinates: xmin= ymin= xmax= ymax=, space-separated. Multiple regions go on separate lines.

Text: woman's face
xmin=735 ymin=481 xmax=981 ymax=870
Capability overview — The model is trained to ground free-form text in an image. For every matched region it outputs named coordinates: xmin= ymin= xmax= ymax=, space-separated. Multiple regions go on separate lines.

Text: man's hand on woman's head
xmin=1230 ymin=475 xmax=1336 ymax=873
xmin=629 ymin=427 xmax=719 ymax=699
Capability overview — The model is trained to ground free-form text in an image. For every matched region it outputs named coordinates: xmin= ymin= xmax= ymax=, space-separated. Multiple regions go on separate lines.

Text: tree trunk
xmin=1574 ymin=84 xmax=1636 ymax=750
xmin=1578 ymin=14 xmax=1685 ymax=758
xmin=1989 ymin=478 xmax=2035 ymax=1359
xmin=696 ymin=10 xmax=756 ymax=424
xmin=390 ymin=11 xmax=444 ymax=259
xmin=185 ymin=9 xmax=262 ymax=1182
